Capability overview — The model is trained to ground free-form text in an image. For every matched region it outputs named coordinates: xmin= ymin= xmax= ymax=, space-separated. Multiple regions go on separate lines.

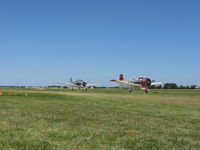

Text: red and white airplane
xmin=111 ymin=74 xmax=163 ymax=93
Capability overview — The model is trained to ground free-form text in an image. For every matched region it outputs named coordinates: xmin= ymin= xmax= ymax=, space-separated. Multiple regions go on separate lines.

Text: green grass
xmin=0 ymin=89 xmax=200 ymax=150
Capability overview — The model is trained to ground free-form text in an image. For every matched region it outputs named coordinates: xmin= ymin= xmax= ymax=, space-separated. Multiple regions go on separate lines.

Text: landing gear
xmin=144 ymin=88 xmax=149 ymax=93
xmin=82 ymin=87 xmax=87 ymax=91
xmin=128 ymin=88 xmax=133 ymax=92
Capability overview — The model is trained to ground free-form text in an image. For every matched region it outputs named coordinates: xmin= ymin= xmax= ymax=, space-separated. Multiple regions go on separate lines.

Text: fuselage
xmin=129 ymin=77 xmax=152 ymax=88
xmin=73 ymin=80 xmax=87 ymax=87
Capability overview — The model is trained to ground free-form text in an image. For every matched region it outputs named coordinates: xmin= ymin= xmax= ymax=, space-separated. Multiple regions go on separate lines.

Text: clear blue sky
xmin=0 ymin=0 xmax=200 ymax=86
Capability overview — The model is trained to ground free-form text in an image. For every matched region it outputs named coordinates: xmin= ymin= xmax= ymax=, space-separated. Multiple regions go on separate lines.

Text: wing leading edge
xmin=110 ymin=80 xmax=141 ymax=88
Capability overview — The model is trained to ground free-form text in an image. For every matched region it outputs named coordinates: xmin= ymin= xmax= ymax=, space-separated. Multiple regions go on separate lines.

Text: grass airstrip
xmin=0 ymin=89 xmax=199 ymax=150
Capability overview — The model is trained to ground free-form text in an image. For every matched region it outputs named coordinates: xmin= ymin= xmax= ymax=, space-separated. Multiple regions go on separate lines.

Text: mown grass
xmin=0 ymin=89 xmax=200 ymax=150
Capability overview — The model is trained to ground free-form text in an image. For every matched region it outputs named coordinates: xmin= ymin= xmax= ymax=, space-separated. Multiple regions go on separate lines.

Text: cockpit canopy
xmin=133 ymin=77 xmax=145 ymax=81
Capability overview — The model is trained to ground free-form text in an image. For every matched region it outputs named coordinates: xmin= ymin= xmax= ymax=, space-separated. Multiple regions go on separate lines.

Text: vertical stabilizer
xmin=119 ymin=74 xmax=124 ymax=81
xmin=70 ymin=78 xmax=73 ymax=83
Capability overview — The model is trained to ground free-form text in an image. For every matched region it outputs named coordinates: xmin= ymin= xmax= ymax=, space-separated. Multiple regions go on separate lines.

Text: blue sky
xmin=0 ymin=0 xmax=200 ymax=86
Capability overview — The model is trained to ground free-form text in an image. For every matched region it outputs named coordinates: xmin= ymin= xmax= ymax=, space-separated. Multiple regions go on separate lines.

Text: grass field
xmin=0 ymin=89 xmax=200 ymax=150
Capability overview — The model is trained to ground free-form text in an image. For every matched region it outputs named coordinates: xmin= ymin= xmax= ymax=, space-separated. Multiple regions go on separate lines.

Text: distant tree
xmin=155 ymin=85 xmax=162 ymax=89
xmin=190 ymin=85 xmax=196 ymax=89
xmin=163 ymin=83 xmax=178 ymax=89
xmin=163 ymin=83 xmax=169 ymax=89
xmin=179 ymin=85 xmax=186 ymax=89
xmin=96 ymin=86 xmax=107 ymax=89
xmin=170 ymin=83 xmax=178 ymax=89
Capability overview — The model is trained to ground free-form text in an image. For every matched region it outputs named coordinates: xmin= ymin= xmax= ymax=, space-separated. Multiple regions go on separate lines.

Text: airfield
xmin=0 ymin=88 xmax=200 ymax=150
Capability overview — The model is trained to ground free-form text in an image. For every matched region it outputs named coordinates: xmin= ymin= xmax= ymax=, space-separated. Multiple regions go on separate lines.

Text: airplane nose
xmin=146 ymin=78 xmax=152 ymax=87
xmin=82 ymin=82 xmax=87 ymax=87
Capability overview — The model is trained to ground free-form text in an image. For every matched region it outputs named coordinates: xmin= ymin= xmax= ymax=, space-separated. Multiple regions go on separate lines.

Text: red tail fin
xmin=119 ymin=74 xmax=124 ymax=81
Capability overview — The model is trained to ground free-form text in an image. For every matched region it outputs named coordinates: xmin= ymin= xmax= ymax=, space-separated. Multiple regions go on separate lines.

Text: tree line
xmin=150 ymin=83 xmax=198 ymax=89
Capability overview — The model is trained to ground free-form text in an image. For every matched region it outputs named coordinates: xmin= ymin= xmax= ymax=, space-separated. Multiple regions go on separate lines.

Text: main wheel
xmin=128 ymin=88 xmax=133 ymax=92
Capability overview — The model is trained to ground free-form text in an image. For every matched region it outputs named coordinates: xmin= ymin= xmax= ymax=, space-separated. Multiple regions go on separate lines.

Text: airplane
xmin=57 ymin=78 xmax=98 ymax=91
xmin=111 ymin=74 xmax=163 ymax=93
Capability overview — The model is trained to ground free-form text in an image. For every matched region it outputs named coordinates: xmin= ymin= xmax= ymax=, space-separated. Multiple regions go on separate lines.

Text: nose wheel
xmin=82 ymin=87 xmax=87 ymax=91
xmin=144 ymin=88 xmax=149 ymax=93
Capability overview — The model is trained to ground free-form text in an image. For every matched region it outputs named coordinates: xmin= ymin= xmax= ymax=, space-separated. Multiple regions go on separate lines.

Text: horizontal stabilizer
xmin=151 ymin=82 xmax=164 ymax=86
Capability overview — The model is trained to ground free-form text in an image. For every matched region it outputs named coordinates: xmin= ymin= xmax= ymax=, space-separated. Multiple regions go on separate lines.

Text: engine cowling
xmin=146 ymin=78 xmax=152 ymax=88
xmin=133 ymin=77 xmax=152 ymax=88
xmin=82 ymin=82 xmax=87 ymax=87
xmin=140 ymin=78 xmax=151 ymax=88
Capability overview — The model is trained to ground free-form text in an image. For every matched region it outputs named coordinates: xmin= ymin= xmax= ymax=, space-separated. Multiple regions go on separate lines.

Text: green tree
xmin=190 ymin=85 xmax=196 ymax=89
xmin=163 ymin=83 xmax=178 ymax=89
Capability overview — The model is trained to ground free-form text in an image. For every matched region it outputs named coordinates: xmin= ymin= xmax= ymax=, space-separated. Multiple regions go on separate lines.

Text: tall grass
xmin=0 ymin=89 xmax=199 ymax=149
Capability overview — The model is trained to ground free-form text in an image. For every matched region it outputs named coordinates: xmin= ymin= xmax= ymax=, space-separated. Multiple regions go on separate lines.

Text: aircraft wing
xmin=86 ymin=83 xmax=99 ymax=87
xmin=57 ymin=82 xmax=80 ymax=87
xmin=151 ymin=82 xmax=163 ymax=86
xmin=111 ymin=80 xmax=141 ymax=88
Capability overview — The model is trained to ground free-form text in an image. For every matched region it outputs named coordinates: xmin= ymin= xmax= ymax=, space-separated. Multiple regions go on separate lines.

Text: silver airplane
xmin=58 ymin=78 xmax=98 ymax=91
xmin=111 ymin=74 xmax=163 ymax=93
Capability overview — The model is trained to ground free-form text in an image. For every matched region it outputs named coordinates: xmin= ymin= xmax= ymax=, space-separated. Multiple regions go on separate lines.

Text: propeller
xmin=146 ymin=78 xmax=152 ymax=87
xmin=82 ymin=82 xmax=87 ymax=87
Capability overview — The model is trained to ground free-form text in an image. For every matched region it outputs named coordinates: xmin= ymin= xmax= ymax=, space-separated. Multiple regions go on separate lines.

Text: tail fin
xmin=70 ymin=78 xmax=73 ymax=83
xmin=119 ymin=74 xmax=124 ymax=81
